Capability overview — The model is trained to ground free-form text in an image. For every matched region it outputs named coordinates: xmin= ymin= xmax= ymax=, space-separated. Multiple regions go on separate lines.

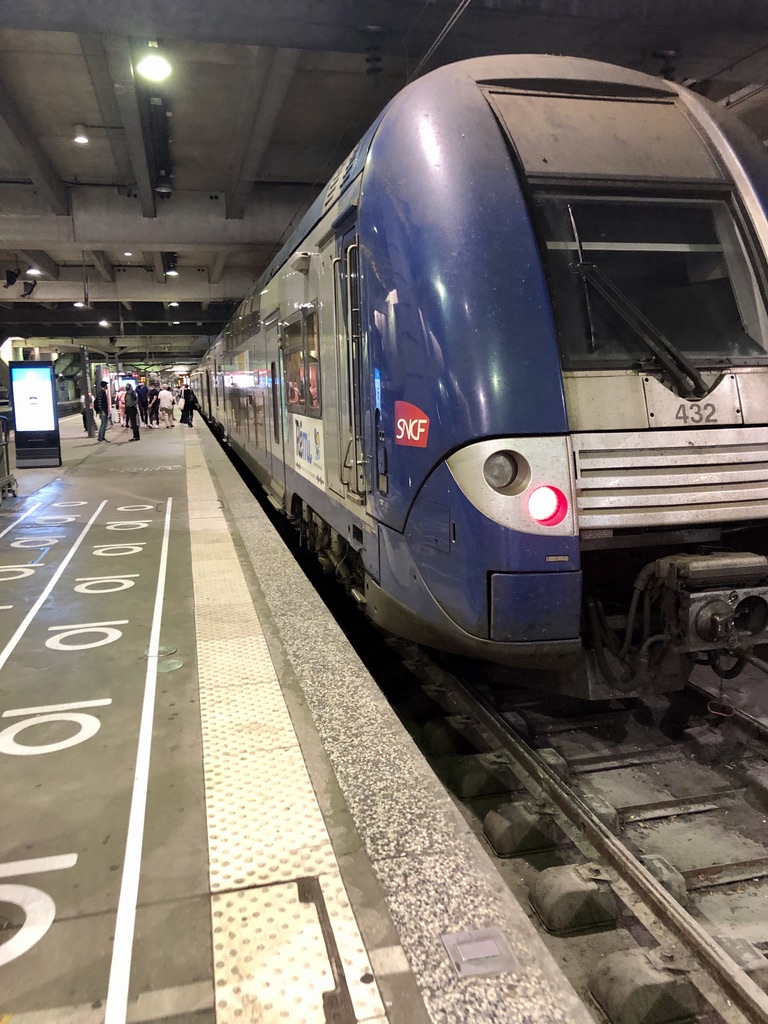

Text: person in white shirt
xmin=158 ymin=387 xmax=175 ymax=428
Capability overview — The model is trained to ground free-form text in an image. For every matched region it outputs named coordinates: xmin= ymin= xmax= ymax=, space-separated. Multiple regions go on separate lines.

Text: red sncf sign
xmin=395 ymin=401 xmax=430 ymax=448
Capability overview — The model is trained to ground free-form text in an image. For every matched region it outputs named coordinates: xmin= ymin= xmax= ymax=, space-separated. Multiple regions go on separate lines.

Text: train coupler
xmin=656 ymin=552 xmax=768 ymax=659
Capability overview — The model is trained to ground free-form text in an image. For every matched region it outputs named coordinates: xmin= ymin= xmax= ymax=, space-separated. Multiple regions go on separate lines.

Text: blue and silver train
xmin=196 ymin=54 xmax=768 ymax=698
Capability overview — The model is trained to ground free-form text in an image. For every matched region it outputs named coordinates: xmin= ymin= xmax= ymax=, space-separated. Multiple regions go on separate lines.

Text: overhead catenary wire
xmin=266 ymin=0 xmax=474 ymax=266
xmin=407 ymin=0 xmax=474 ymax=83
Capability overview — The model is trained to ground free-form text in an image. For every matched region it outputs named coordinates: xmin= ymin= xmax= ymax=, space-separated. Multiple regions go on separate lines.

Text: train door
xmin=329 ymin=226 xmax=367 ymax=506
xmin=263 ymin=313 xmax=287 ymax=499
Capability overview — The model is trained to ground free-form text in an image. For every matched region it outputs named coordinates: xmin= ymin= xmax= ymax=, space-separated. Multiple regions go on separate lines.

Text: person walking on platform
xmin=147 ymin=382 xmax=160 ymax=428
xmin=124 ymin=383 xmax=141 ymax=441
xmin=116 ymin=386 xmax=127 ymax=427
xmin=136 ymin=381 xmax=149 ymax=426
xmin=180 ymin=384 xmax=197 ymax=427
xmin=158 ymin=385 xmax=175 ymax=428
xmin=93 ymin=380 xmax=111 ymax=443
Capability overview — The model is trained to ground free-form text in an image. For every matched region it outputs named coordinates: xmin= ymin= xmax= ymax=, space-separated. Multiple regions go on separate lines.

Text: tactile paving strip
xmin=185 ymin=436 xmax=385 ymax=1023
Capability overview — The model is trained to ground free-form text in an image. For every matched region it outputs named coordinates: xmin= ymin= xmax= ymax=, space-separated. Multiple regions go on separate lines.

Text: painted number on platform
xmin=45 ymin=620 xmax=128 ymax=650
xmin=74 ymin=574 xmax=139 ymax=594
xmin=0 ymin=699 xmax=112 ymax=756
xmin=0 ymin=564 xmax=43 ymax=581
xmin=93 ymin=542 xmax=147 ymax=557
xmin=0 ymin=855 xmax=78 ymax=966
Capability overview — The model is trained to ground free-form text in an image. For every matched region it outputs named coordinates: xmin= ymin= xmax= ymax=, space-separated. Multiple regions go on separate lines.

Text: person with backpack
xmin=93 ymin=380 xmax=111 ymax=443
xmin=124 ymin=383 xmax=140 ymax=441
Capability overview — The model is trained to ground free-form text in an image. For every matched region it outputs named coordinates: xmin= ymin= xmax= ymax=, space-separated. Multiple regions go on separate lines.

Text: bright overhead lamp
xmin=26 ymin=267 xmax=42 ymax=276
xmin=136 ymin=43 xmax=172 ymax=82
xmin=165 ymin=266 xmax=179 ymax=277
xmin=124 ymin=251 xmax=133 ymax=257
xmin=73 ymin=124 xmax=89 ymax=145
xmin=99 ymin=319 xmax=110 ymax=327
xmin=169 ymin=301 xmax=179 ymax=307
xmin=74 ymin=301 xmax=85 ymax=308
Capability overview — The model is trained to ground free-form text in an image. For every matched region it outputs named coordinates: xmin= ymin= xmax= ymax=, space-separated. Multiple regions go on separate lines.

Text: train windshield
xmin=535 ymin=196 xmax=768 ymax=369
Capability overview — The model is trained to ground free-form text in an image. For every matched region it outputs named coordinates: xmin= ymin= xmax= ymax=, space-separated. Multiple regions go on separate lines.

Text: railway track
xmin=379 ymin=644 xmax=768 ymax=1024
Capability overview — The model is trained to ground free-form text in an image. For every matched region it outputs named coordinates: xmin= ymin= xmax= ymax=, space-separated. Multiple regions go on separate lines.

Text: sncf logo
xmin=395 ymin=401 xmax=430 ymax=448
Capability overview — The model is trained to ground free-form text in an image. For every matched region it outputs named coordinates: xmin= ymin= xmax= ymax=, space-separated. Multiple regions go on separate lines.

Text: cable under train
xmin=195 ymin=54 xmax=768 ymax=699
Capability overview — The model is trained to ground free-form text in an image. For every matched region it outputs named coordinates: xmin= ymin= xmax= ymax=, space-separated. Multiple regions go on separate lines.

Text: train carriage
xmin=196 ymin=54 xmax=768 ymax=699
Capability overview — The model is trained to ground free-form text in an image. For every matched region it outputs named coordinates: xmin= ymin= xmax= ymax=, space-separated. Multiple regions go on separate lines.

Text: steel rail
xmin=445 ymin=675 xmax=768 ymax=1024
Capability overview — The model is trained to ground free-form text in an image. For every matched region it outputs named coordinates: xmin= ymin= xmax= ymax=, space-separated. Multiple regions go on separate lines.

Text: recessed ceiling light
xmin=123 ymin=251 xmax=133 ymax=257
xmin=26 ymin=267 xmax=42 ymax=276
xmin=169 ymin=301 xmax=179 ymax=307
xmin=99 ymin=319 xmax=110 ymax=327
xmin=172 ymin=321 xmax=180 ymax=325
xmin=136 ymin=48 xmax=172 ymax=82
xmin=165 ymin=267 xmax=179 ymax=277
xmin=73 ymin=124 xmax=89 ymax=145
xmin=74 ymin=301 xmax=85 ymax=308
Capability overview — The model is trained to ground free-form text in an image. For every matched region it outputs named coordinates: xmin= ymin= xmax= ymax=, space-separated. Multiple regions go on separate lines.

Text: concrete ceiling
xmin=1 ymin=1 xmax=768 ymax=368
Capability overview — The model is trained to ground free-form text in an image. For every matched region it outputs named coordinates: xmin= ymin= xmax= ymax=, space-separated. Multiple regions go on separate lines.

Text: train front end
xmin=358 ymin=55 xmax=768 ymax=697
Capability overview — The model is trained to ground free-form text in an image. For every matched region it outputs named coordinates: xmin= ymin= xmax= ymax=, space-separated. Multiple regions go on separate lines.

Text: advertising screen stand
xmin=10 ymin=361 xmax=62 ymax=468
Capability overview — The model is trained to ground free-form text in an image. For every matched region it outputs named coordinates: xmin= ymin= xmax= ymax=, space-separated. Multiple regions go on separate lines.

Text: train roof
xmin=258 ymin=54 xmax=677 ymax=287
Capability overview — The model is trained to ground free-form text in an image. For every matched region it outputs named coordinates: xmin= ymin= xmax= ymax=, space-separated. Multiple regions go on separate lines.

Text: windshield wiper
xmin=575 ymin=262 xmax=709 ymax=399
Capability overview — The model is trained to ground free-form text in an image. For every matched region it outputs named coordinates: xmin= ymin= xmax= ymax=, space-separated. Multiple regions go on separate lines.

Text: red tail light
xmin=528 ymin=485 xmax=568 ymax=527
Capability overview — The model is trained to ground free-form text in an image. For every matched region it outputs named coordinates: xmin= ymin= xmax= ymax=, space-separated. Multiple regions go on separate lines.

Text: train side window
xmin=283 ymin=320 xmax=304 ymax=408
xmin=306 ymin=311 xmax=321 ymax=413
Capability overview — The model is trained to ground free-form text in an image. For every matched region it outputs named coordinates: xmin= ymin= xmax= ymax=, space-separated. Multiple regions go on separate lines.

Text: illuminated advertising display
xmin=10 ymin=361 xmax=62 ymax=468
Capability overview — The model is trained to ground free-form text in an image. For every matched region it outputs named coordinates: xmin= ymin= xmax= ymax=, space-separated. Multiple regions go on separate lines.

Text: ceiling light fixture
xmin=74 ymin=301 xmax=85 ymax=308
xmin=136 ymin=42 xmax=172 ymax=82
xmin=99 ymin=319 xmax=110 ymax=327
xmin=124 ymin=251 xmax=133 ymax=257
xmin=26 ymin=267 xmax=42 ymax=276
xmin=154 ymin=168 xmax=173 ymax=196
xmin=169 ymin=301 xmax=179 ymax=307
xmin=73 ymin=124 xmax=89 ymax=145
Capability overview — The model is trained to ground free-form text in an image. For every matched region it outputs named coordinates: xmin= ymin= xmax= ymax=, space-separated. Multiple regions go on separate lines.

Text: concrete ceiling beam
xmin=209 ymin=251 xmax=228 ymax=285
xmin=78 ymin=34 xmax=135 ymax=185
xmin=226 ymin=48 xmax=300 ymax=219
xmin=0 ymin=78 xmax=69 ymax=216
xmin=88 ymin=250 xmax=116 ymax=283
xmin=0 ymin=302 xmax=232 ymax=325
xmin=0 ymin=185 xmax=311 ymax=250
xmin=102 ymin=35 xmax=156 ymax=218
xmin=17 ymin=250 xmax=60 ymax=280
xmin=0 ymin=266 xmax=253 ymax=303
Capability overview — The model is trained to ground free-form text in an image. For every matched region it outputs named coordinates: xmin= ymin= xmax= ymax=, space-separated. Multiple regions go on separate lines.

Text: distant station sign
xmin=10 ymin=361 xmax=62 ymax=468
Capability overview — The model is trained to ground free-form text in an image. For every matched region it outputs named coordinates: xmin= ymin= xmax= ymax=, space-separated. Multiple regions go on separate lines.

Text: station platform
xmin=0 ymin=411 xmax=593 ymax=1024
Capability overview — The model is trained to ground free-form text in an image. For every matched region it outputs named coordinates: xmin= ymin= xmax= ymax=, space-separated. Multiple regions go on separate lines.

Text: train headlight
xmin=528 ymin=485 xmax=568 ymax=527
xmin=483 ymin=451 xmax=519 ymax=491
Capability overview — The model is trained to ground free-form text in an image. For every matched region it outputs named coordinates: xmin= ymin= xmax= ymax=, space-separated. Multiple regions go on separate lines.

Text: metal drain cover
xmin=441 ymin=927 xmax=520 ymax=977
xmin=156 ymin=658 xmax=184 ymax=673
xmin=144 ymin=645 xmax=178 ymax=658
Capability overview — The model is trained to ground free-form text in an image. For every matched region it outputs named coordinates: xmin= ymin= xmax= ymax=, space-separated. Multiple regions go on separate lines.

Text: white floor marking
xmin=0 ymin=501 xmax=42 ymax=540
xmin=0 ymin=853 xmax=78 ymax=878
xmin=3 ymin=698 xmax=112 ymax=718
xmin=104 ymin=498 xmax=173 ymax=1024
xmin=0 ymin=501 xmax=107 ymax=674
